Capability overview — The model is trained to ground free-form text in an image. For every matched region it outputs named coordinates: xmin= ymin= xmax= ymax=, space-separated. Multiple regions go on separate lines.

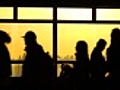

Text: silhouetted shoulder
xmin=37 ymin=44 xmax=44 ymax=51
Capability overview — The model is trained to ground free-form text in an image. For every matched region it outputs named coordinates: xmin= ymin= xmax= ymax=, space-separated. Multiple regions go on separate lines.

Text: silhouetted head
xmin=62 ymin=64 xmax=72 ymax=73
xmin=96 ymin=39 xmax=107 ymax=51
xmin=111 ymin=28 xmax=120 ymax=38
xmin=111 ymin=28 xmax=120 ymax=44
xmin=76 ymin=40 xmax=88 ymax=53
xmin=0 ymin=30 xmax=11 ymax=44
xmin=22 ymin=31 xmax=37 ymax=46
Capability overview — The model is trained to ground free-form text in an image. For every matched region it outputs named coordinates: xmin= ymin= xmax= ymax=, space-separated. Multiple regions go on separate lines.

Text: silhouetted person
xmin=91 ymin=39 xmax=107 ymax=78
xmin=60 ymin=64 xmax=73 ymax=77
xmin=74 ymin=40 xmax=89 ymax=90
xmin=0 ymin=30 xmax=12 ymax=89
xmin=21 ymin=31 xmax=54 ymax=89
xmin=107 ymin=28 xmax=120 ymax=77
xmin=58 ymin=63 xmax=74 ymax=90
xmin=90 ymin=39 xmax=107 ymax=90
xmin=106 ymin=28 xmax=120 ymax=90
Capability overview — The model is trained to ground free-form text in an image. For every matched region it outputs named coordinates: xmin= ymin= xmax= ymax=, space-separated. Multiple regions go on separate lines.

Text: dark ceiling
xmin=0 ymin=0 xmax=120 ymax=7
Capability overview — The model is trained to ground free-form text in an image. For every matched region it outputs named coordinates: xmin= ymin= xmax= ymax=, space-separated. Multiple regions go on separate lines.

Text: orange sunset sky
xmin=1 ymin=7 xmax=120 ymax=76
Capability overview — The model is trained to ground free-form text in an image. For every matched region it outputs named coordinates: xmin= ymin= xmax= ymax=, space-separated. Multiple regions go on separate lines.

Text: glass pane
xmin=18 ymin=7 xmax=53 ymax=19
xmin=11 ymin=64 xmax=22 ymax=77
xmin=57 ymin=64 xmax=74 ymax=77
xmin=58 ymin=24 xmax=120 ymax=61
xmin=0 ymin=23 xmax=53 ymax=60
xmin=0 ymin=7 xmax=13 ymax=19
xmin=57 ymin=8 xmax=92 ymax=20
xmin=97 ymin=9 xmax=120 ymax=20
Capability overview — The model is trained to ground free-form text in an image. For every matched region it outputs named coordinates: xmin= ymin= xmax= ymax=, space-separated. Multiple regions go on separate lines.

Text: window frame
xmin=0 ymin=6 xmax=56 ymax=77
xmin=1 ymin=5 xmax=120 ymax=77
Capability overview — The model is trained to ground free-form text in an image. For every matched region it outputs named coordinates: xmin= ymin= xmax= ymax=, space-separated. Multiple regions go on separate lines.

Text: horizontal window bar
xmin=0 ymin=19 xmax=53 ymax=23
xmin=57 ymin=20 xmax=120 ymax=23
xmin=10 ymin=61 xmax=24 ymax=64
xmin=57 ymin=61 xmax=75 ymax=64
xmin=1 ymin=20 xmax=120 ymax=23
xmin=14 ymin=5 xmax=54 ymax=7
xmin=0 ymin=6 xmax=14 ymax=7
xmin=10 ymin=61 xmax=76 ymax=64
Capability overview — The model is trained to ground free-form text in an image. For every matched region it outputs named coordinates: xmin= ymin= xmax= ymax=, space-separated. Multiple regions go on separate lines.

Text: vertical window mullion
xmin=92 ymin=7 xmax=96 ymax=21
xmin=53 ymin=6 xmax=57 ymax=77
xmin=14 ymin=6 xmax=17 ymax=20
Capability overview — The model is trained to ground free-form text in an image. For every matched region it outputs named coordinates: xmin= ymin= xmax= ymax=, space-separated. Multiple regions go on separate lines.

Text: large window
xmin=57 ymin=8 xmax=120 ymax=77
xmin=0 ymin=7 xmax=53 ymax=77
xmin=0 ymin=6 xmax=120 ymax=77
xmin=0 ymin=23 xmax=53 ymax=60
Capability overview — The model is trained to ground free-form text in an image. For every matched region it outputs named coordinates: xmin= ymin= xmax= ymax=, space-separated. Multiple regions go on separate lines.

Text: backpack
xmin=44 ymin=52 xmax=55 ymax=79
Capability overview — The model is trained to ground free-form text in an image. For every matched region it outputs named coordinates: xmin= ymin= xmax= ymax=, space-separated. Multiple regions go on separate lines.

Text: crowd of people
xmin=58 ymin=28 xmax=120 ymax=90
xmin=0 ymin=30 xmax=55 ymax=89
xmin=0 ymin=28 xmax=120 ymax=90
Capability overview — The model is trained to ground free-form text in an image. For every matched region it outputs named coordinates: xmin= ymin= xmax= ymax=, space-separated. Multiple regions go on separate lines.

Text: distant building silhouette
xmin=57 ymin=55 xmax=61 ymax=59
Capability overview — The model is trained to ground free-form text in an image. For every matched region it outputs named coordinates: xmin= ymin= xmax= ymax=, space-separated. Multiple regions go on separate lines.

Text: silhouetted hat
xmin=22 ymin=31 xmax=36 ymax=39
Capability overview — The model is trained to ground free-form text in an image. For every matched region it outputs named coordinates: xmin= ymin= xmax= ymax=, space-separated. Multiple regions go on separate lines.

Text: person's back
xmin=0 ymin=30 xmax=12 ymax=89
xmin=90 ymin=39 xmax=106 ymax=78
xmin=107 ymin=28 xmax=120 ymax=78
xmin=22 ymin=44 xmax=45 ymax=75
xmin=74 ymin=40 xmax=89 ymax=90
xmin=21 ymin=31 xmax=54 ymax=89
xmin=74 ymin=41 xmax=89 ymax=79
xmin=90 ymin=39 xmax=107 ymax=90
xmin=0 ymin=44 xmax=11 ymax=78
